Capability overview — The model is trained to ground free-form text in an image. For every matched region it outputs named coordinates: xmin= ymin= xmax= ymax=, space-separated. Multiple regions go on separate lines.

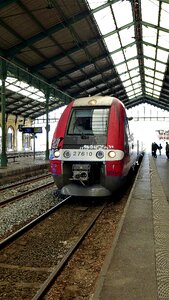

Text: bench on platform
xmin=7 ymin=155 xmax=19 ymax=162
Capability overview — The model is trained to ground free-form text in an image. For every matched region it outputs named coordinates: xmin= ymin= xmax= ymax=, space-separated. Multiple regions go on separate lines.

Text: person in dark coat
xmin=165 ymin=142 xmax=169 ymax=159
xmin=158 ymin=143 xmax=162 ymax=155
xmin=152 ymin=142 xmax=159 ymax=158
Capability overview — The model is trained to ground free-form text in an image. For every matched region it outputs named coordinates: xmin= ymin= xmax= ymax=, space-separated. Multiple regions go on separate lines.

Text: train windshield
xmin=67 ymin=108 xmax=109 ymax=135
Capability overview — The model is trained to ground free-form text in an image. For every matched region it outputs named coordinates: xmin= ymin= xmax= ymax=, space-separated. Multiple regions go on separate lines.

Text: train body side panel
xmin=106 ymin=100 xmax=125 ymax=177
xmin=50 ymin=101 xmax=74 ymax=177
xmin=107 ymin=99 xmax=125 ymax=149
xmin=53 ymin=101 xmax=74 ymax=143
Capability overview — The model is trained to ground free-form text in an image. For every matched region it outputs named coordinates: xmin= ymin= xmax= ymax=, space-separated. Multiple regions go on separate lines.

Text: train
xmin=49 ymin=96 xmax=144 ymax=197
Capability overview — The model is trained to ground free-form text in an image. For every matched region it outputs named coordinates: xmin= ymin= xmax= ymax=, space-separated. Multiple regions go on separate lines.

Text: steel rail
xmin=0 ymin=181 xmax=54 ymax=206
xmin=0 ymin=173 xmax=51 ymax=191
xmin=32 ymin=203 xmax=106 ymax=300
xmin=0 ymin=196 xmax=71 ymax=250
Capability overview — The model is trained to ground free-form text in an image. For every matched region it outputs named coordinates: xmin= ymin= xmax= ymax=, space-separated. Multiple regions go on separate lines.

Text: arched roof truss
xmin=0 ymin=0 xmax=169 ymax=119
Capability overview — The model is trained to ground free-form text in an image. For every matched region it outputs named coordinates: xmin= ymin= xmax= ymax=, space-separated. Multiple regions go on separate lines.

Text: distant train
xmin=49 ymin=96 xmax=144 ymax=197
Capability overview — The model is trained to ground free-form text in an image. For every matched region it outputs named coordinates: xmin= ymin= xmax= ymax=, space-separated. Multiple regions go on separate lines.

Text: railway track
xmin=0 ymin=173 xmax=51 ymax=191
xmin=0 ymin=197 xmax=106 ymax=299
xmin=0 ymin=196 xmax=71 ymax=250
xmin=0 ymin=175 xmax=54 ymax=206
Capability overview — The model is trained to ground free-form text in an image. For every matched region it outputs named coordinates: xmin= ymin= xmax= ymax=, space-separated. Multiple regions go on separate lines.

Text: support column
xmin=45 ymin=87 xmax=50 ymax=160
xmin=0 ymin=59 xmax=7 ymax=167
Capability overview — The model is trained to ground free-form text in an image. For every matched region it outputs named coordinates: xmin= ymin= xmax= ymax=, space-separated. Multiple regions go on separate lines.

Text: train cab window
xmin=67 ymin=108 xmax=109 ymax=135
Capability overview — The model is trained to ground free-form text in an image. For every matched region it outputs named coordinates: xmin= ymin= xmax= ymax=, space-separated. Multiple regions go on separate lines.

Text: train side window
xmin=124 ymin=117 xmax=130 ymax=153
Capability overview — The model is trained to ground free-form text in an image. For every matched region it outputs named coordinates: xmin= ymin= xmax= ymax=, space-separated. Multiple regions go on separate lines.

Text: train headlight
xmin=63 ymin=150 xmax=71 ymax=158
xmin=88 ymin=99 xmax=97 ymax=105
xmin=108 ymin=151 xmax=116 ymax=158
xmin=96 ymin=150 xmax=104 ymax=159
xmin=54 ymin=150 xmax=60 ymax=158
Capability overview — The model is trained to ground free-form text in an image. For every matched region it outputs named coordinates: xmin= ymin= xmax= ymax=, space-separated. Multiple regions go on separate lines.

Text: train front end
xmin=49 ymin=96 xmax=128 ymax=197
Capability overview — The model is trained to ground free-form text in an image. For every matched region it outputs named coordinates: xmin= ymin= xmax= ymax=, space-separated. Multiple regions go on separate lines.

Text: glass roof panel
xmin=3 ymin=77 xmax=46 ymax=103
xmin=104 ymin=33 xmax=121 ymax=52
xmin=20 ymin=90 xmax=32 ymax=97
xmin=145 ymin=76 xmax=153 ymax=83
xmin=142 ymin=26 xmax=157 ymax=44
xmin=120 ymin=73 xmax=130 ymax=81
xmin=126 ymin=86 xmax=132 ymax=93
xmin=135 ymin=91 xmax=142 ymax=96
xmin=146 ymin=82 xmax=153 ymax=89
xmin=154 ymin=79 xmax=163 ymax=86
xmin=154 ymin=85 xmax=161 ymax=92
xmin=143 ymin=45 xmax=156 ymax=59
xmin=141 ymin=0 xmax=159 ymax=25
xmin=112 ymin=1 xmax=132 ymax=27
xmin=153 ymin=91 xmax=160 ymax=97
xmin=133 ymin=82 xmax=141 ymax=89
xmin=160 ymin=2 xmax=169 ymax=30
xmin=119 ymin=26 xmax=135 ymax=47
xmin=88 ymin=0 xmax=168 ymax=105
xmin=116 ymin=63 xmax=128 ymax=74
xmin=123 ymin=79 xmax=132 ymax=88
xmin=156 ymin=48 xmax=168 ymax=61
xmin=127 ymin=59 xmax=139 ymax=70
xmin=111 ymin=51 xmax=124 ymax=65
xmin=94 ymin=7 xmax=116 ymax=35
xmin=144 ymin=58 xmax=155 ymax=70
xmin=7 ymin=85 xmax=21 ymax=93
xmin=127 ymin=91 xmax=135 ymax=97
xmin=87 ymin=0 xmax=105 ymax=10
xmin=155 ymin=62 xmax=166 ymax=73
xmin=129 ymin=69 xmax=139 ymax=78
xmin=155 ymin=71 xmax=164 ymax=81
xmin=131 ymin=77 xmax=140 ymax=84
xmin=158 ymin=31 xmax=169 ymax=49
xmin=134 ymin=87 xmax=142 ymax=93
xmin=124 ymin=45 xmax=137 ymax=60
xmin=146 ymin=87 xmax=153 ymax=93
xmin=145 ymin=69 xmax=154 ymax=77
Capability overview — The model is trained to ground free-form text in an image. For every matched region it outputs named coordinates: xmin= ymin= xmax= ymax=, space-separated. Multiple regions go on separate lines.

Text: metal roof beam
xmin=60 ymin=66 xmax=119 ymax=90
xmin=30 ymin=37 xmax=101 ymax=73
xmin=142 ymin=20 xmax=169 ymax=35
xmin=49 ymin=53 xmax=109 ymax=83
xmin=0 ymin=0 xmax=17 ymax=9
xmin=29 ymin=25 xmax=150 ymax=76
xmin=6 ymin=11 xmax=90 ymax=57
xmin=131 ymin=0 xmax=145 ymax=94
xmin=89 ymin=0 xmax=120 ymax=14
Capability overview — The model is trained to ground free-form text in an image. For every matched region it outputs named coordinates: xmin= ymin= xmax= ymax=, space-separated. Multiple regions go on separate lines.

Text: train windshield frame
xmin=67 ymin=107 xmax=109 ymax=135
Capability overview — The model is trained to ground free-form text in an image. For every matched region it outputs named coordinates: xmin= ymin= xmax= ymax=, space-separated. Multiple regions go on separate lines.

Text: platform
xmin=93 ymin=153 xmax=169 ymax=300
xmin=0 ymin=155 xmax=49 ymax=185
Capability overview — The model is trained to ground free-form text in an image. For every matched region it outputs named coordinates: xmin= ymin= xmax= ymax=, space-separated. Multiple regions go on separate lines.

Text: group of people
xmin=152 ymin=142 xmax=169 ymax=159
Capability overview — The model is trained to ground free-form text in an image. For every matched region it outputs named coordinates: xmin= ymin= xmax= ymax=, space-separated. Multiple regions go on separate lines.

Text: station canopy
xmin=0 ymin=0 xmax=169 ymax=119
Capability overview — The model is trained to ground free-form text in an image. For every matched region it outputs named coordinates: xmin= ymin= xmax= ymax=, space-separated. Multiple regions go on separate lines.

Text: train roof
xmin=73 ymin=96 xmax=124 ymax=107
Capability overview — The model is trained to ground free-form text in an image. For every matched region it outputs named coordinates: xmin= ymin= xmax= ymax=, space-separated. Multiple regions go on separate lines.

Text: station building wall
xmin=0 ymin=113 xmax=32 ymax=152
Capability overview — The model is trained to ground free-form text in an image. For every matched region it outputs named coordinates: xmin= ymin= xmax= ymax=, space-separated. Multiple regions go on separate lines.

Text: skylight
xmin=3 ymin=77 xmax=46 ymax=103
xmin=87 ymin=0 xmax=169 ymax=102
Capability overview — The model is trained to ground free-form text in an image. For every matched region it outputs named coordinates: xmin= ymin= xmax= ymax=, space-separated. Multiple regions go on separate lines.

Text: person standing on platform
xmin=165 ymin=142 xmax=169 ymax=159
xmin=158 ymin=143 xmax=162 ymax=155
xmin=151 ymin=142 xmax=159 ymax=158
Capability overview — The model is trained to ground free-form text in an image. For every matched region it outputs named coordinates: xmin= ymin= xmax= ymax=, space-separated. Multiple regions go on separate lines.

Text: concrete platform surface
xmin=93 ymin=154 xmax=169 ymax=300
xmin=0 ymin=156 xmax=49 ymax=185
